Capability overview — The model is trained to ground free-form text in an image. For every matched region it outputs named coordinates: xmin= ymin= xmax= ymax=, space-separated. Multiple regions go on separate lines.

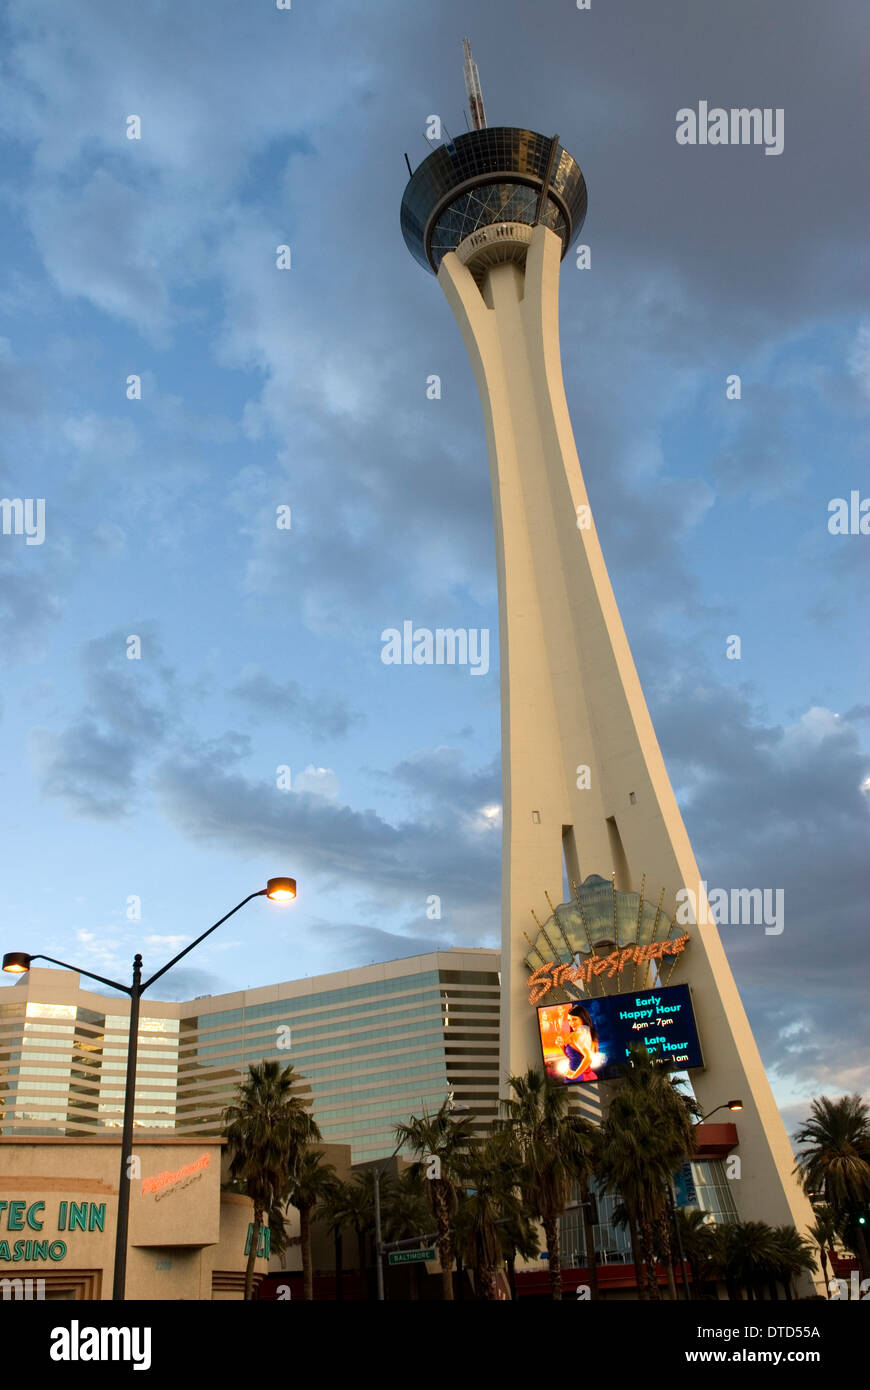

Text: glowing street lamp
xmin=266 ymin=877 xmax=297 ymax=901
xmin=2 ymin=878 xmax=296 ymax=1301
xmin=1 ymin=952 xmax=30 ymax=974
xmin=700 ymin=1100 xmax=743 ymax=1121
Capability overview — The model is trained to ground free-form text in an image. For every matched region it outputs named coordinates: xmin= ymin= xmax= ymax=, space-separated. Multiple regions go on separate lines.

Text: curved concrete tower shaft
xmin=439 ymin=227 xmax=809 ymax=1233
xmin=401 ymin=119 xmax=815 ymax=1247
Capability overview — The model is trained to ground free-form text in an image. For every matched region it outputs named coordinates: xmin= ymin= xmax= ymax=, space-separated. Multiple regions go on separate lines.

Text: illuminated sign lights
xmin=141 ymin=1153 xmax=211 ymax=1199
xmin=537 ymin=983 xmax=704 ymax=1083
xmin=527 ymin=935 xmax=690 ymax=1005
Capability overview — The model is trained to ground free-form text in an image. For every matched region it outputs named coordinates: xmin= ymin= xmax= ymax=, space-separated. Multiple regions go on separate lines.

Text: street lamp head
xmin=2 ymin=952 xmax=32 ymax=974
xmin=266 ymin=877 xmax=297 ymax=902
xmin=727 ymin=1100 xmax=743 ymax=1111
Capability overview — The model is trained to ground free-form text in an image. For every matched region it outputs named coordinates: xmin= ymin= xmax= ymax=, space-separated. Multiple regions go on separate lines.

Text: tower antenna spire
xmin=462 ymin=38 xmax=487 ymax=131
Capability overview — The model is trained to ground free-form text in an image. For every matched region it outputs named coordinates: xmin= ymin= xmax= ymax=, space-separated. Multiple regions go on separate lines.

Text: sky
xmin=0 ymin=0 xmax=867 ymax=1136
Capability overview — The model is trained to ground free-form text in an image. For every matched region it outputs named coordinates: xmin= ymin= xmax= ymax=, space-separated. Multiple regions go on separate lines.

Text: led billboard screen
xmin=537 ymin=983 xmax=703 ymax=1084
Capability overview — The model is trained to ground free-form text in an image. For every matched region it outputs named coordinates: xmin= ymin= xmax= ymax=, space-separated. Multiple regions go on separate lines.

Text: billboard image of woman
xmin=539 ymin=1001 xmax=604 ymax=1081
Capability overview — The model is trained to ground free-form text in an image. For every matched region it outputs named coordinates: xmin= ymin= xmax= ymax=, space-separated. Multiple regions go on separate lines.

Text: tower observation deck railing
xmin=400 ymin=127 xmax=587 ymax=273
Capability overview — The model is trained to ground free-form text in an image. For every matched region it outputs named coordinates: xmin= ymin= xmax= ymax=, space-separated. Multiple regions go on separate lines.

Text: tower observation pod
xmin=399 ymin=45 xmax=819 ymax=1269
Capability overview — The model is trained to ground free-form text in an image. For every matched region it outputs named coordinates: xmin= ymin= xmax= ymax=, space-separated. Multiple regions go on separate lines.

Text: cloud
xmin=0 ymin=0 xmax=865 ymax=1115
xmin=231 ymin=667 xmax=363 ymax=738
xmin=301 ymin=917 xmax=447 ymax=968
xmin=847 ymin=322 xmax=870 ymax=398
xmin=153 ymin=744 xmax=500 ymax=921
xmin=27 ymin=172 xmax=171 ymax=340
xmin=0 ymin=560 xmax=65 ymax=657
xmin=653 ymin=682 xmax=870 ymax=1100
xmin=292 ymin=765 xmax=340 ymax=800
xmin=31 ymin=720 xmax=138 ymax=819
xmin=30 ymin=626 xmax=175 ymax=816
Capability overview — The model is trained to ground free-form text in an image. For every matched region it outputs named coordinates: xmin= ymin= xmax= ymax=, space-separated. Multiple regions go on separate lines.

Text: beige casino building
xmin=0 ymin=1136 xmax=269 ymax=1300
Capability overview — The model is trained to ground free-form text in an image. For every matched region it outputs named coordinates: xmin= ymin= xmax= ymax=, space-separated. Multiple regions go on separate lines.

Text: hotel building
xmin=0 ymin=949 xmax=532 ymax=1161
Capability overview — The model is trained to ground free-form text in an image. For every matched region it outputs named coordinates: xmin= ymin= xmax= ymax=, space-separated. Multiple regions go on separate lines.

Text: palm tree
xmin=343 ymin=1173 xmax=379 ymax=1285
xmin=381 ymin=1169 xmax=431 ymax=1243
xmin=316 ymin=1179 xmax=350 ymax=1301
xmin=769 ymin=1224 xmax=817 ymax=1300
xmin=807 ymin=1206 xmax=838 ymax=1298
xmin=599 ymin=1048 xmax=699 ymax=1300
xmin=287 ymin=1150 xmax=338 ymax=1300
xmin=381 ymin=1171 xmax=432 ymax=1301
xmin=497 ymin=1206 xmax=540 ymax=1302
xmin=717 ymin=1221 xmax=780 ymax=1300
xmin=395 ymin=1099 xmax=476 ymax=1301
xmin=793 ymin=1094 xmax=870 ymax=1278
xmin=501 ymin=1066 xmax=593 ymax=1301
xmin=599 ymin=1103 xmax=661 ymax=1299
xmin=478 ymin=1126 xmax=540 ymax=1300
xmin=223 ymin=1060 xmax=320 ymax=1300
xmin=610 ymin=1200 xmax=648 ymax=1298
xmin=675 ymin=1207 xmax=718 ymax=1296
xmin=455 ymin=1132 xmax=525 ymax=1299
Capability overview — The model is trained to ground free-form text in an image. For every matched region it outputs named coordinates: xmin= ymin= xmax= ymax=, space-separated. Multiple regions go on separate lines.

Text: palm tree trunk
xmin=507 ymin=1251 xmax=517 ymax=1302
xmin=654 ymin=1207 xmax=677 ymax=1300
xmin=301 ymin=1206 xmax=313 ymax=1300
xmin=244 ymin=1207 xmax=263 ymax=1301
xmin=628 ymin=1212 xmax=647 ymax=1300
xmin=819 ymin=1248 xmax=830 ymax=1297
xmin=355 ymin=1225 xmax=367 ymax=1297
xmin=638 ymin=1216 xmax=660 ymax=1300
xmin=854 ymin=1223 xmax=870 ymax=1280
xmin=335 ymin=1231 xmax=343 ymax=1302
xmin=544 ymin=1218 xmax=562 ymax=1300
xmin=434 ymin=1185 xmax=454 ymax=1301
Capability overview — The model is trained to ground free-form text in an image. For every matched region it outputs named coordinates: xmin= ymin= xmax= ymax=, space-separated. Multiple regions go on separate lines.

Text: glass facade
xmin=559 ymin=1160 xmax=739 ymax=1270
xmin=560 ymin=1181 xmax=634 ymax=1268
xmin=689 ymin=1159 xmax=739 ymax=1224
xmin=430 ymin=182 xmax=567 ymax=271
xmin=400 ymin=127 xmax=588 ymax=272
xmin=0 ymin=954 xmax=505 ymax=1162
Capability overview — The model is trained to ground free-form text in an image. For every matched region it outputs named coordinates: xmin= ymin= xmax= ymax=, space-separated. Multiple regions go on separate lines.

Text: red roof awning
xmin=692 ymin=1122 xmax=739 ymax=1159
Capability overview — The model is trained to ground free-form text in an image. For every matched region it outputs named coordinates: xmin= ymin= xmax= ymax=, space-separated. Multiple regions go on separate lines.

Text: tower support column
xmin=438 ymin=225 xmax=816 ymax=1241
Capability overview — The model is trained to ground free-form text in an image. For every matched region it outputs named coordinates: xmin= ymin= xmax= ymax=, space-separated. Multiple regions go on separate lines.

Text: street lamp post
xmin=2 ymin=876 xmax=296 ymax=1301
xmin=373 ymin=1137 xmax=404 ymax=1301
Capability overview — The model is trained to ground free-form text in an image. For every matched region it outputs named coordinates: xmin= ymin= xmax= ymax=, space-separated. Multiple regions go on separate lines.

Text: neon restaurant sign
xmin=141 ymin=1153 xmax=210 ymax=1200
